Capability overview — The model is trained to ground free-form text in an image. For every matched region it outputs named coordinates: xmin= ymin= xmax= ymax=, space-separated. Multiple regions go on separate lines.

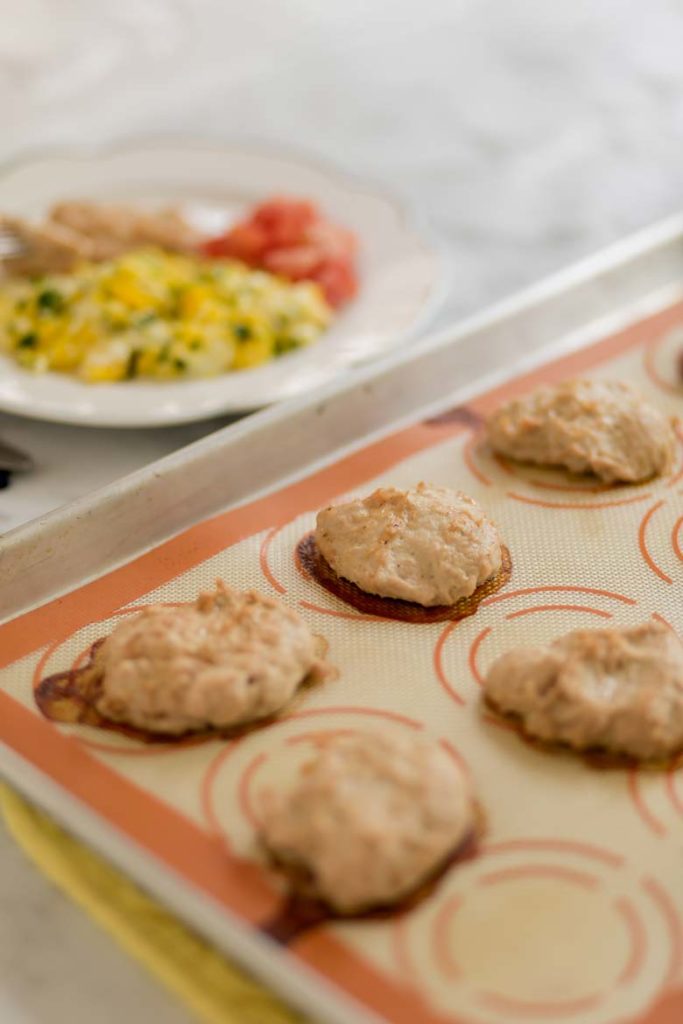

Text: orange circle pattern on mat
xmin=391 ymin=838 xmax=683 ymax=1024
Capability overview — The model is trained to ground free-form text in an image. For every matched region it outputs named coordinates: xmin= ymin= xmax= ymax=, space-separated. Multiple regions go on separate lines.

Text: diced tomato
xmin=200 ymin=236 xmax=231 ymax=259
xmin=201 ymin=196 xmax=359 ymax=307
xmin=307 ymin=220 xmax=357 ymax=259
xmin=262 ymin=244 xmax=323 ymax=281
xmin=309 ymin=257 xmax=358 ymax=308
xmin=201 ymin=222 xmax=269 ymax=264
xmin=252 ymin=197 xmax=318 ymax=246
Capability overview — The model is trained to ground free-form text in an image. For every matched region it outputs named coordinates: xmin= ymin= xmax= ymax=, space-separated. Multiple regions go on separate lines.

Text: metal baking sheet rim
xmin=1 ymin=213 xmax=683 ymax=1024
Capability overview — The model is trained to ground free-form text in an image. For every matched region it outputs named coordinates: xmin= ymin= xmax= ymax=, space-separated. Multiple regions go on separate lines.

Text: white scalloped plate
xmin=0 ymin=140 xmax=449 ymax=427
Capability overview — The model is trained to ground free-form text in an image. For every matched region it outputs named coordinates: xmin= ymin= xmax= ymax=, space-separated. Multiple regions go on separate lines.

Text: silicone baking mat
xmin=2 ymin=302 xmax=683 ymax=1024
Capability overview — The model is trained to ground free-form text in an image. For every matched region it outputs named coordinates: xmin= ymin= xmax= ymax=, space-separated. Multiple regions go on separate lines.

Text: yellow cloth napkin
xmin=0 ymin=784 xmax=304 ymax=1024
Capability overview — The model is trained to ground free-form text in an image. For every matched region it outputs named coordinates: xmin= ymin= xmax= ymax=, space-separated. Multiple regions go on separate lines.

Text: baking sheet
xmin=1 ymin=296 xmax=683 ymax=1024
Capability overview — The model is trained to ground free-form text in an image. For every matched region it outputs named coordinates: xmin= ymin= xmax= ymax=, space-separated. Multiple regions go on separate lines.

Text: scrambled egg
xmin=0 ymin=248 xmax=332 ymax=382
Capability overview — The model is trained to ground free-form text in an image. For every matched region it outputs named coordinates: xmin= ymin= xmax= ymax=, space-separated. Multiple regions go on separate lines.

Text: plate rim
xmin=0 ymin=134 xmax=452 ymax=428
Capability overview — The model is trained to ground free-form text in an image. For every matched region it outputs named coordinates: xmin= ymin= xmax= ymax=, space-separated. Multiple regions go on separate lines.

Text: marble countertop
xmin=1 ymin=1 xmax=683 ymax=1021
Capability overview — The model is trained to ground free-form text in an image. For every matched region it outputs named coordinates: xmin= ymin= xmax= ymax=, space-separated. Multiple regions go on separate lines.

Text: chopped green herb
xmin=37 ymin=289 xmax=64 ymax=313
xmin=189 ymin=338 xmax=201 ymax=350
xmin=274 ymin=336 xmax=298 ymax=355
xmin=17 ymin=333 xmax=37 ymax=349
xmin=126 ymin=350 xmax=141 ymax=379
xmin=173 ymin=357 xmax=187 ymax=371
xmin=233 ymin=324 xmax=252 ymax=341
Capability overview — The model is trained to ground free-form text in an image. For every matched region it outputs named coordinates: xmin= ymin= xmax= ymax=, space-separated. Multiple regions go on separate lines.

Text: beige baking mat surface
xmin=1 ymin=301 xmax=683 ymax=1024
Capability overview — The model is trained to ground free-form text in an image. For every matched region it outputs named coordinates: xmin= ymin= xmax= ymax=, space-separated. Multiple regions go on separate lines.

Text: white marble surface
xmin=1 ymin=1 xmax=683 ymax=1021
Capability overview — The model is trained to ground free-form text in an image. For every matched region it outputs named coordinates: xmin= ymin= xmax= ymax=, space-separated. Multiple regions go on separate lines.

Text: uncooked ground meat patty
xmin=94 ymin=581 xmax=328 ymax=734
xmin=314 ymin=483 xmax=503 ymax=607
xmin=258 ymin=731 xmax=475 ymax=914
xmin=486 ymin=378 xmax=676 ymax=483
xmin=483 ymin=621 xmax=683 ymax=760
